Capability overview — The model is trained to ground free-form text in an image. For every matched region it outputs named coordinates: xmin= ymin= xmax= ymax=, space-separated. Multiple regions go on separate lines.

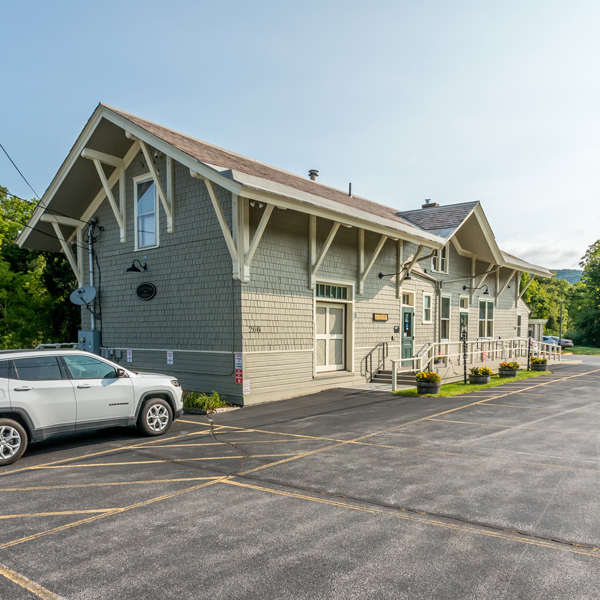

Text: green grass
xmin=567 ymin=346 xmax=600 ymax=356
xmin=393 ymin=370 xmax=551 ymax=397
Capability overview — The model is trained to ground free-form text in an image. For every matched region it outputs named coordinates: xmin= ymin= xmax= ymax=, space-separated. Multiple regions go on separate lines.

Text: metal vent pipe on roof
xmin=308 ymin=169 xmax=319 ymax=181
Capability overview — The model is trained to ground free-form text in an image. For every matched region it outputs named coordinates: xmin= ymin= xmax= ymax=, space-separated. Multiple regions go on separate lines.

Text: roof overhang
xmin=17 ymin=104 xmax=444 ymax=252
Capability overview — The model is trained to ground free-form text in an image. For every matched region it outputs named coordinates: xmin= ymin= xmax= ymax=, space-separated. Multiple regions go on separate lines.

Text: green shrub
xmin=183 ymin=390 xmax=227 ymax=411
xmin=416 ymin=371 xmax=441 ymax=383
xmin=470 ymin=366 xmax=493 ymax=376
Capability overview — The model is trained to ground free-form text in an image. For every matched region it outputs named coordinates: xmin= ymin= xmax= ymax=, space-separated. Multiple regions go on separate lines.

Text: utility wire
xmin=0 ymin=143 xmax=91 ymax=226
xmin=0 ymin=142 xmax=41 ymax=199
xmin=2 ymin=188 xmax=91 ymax=227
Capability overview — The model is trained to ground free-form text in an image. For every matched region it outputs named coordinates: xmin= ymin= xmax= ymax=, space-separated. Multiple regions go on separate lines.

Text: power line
xmin=0 ymin=143 xmax=91 ymax=227
xmin=0 ymin=142 xmax=41 ymax=199
xmin=1 ymin=188 xmax=91 ymax=227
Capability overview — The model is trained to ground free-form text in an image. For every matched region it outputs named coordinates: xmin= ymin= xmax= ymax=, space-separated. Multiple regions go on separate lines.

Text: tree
xmin=571 ymin=240 xmax=600 ymax=346
xmin=0 ymin=186 xmax=79 ymax=348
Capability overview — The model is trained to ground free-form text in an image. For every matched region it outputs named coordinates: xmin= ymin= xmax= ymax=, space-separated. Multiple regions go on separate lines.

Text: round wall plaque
xmin=136 ymin=282 xmax=157 ymax=301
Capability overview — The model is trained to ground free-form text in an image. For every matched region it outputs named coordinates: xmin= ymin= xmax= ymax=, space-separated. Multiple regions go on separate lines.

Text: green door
xmin=401 ymin=307 xmax=414 ymax=367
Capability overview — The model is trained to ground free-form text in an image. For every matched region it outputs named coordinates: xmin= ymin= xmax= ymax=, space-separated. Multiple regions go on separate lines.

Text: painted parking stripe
xmin=0 ymin=562 xmax=63 ymax=599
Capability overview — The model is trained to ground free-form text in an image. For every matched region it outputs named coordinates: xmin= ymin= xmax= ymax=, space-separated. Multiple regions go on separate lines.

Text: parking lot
xmin=0 ymin=360 xmax=599 ymax=599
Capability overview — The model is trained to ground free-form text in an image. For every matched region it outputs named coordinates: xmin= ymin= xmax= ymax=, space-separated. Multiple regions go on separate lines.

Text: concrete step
xmin=372 ymin=373 xmax=417 ymax=384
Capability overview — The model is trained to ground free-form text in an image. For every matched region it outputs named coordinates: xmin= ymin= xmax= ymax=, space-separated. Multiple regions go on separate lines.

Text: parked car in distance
xmin=0 ymin=349 xmax=184 ymax=466
xmin=547 ymin=335 xmax=574 ymax=348
xmin=543 ymin=336 xmax=558 ymax=346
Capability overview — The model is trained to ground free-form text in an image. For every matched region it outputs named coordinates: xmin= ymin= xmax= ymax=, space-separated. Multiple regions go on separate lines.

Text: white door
xmin=9 ymin=356 xmax=76 ymax=430
xmin=61 ymin=355 xmax=134 ymax=425
xmin=316 ymin=302 xmax=345 ymax=373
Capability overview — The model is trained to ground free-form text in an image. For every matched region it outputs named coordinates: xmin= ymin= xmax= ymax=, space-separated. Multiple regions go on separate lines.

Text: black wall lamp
xmin=126 ymin=259 xmax=147 ymax=273
xmin=379 ymin=270 xmax=412 ymax=280
xmin=463 ymin=284 xmax=489 ymax=295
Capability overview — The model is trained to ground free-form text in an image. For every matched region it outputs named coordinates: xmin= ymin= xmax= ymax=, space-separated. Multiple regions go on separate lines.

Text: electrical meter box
xmin=78 ymin=330 xmax=101 ymax=355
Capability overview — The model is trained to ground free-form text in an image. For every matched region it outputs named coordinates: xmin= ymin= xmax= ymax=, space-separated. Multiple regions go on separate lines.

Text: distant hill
xmin=553 ymin=269 xmax=582 ymax=284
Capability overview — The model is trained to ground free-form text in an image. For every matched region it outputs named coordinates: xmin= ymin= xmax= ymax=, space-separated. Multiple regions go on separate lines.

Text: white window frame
xmin=459 ymin=295 xmax=469 ymax=310
xmin=478 ymin=299 xmax=495 ymax=339
xmin=402 ymin=291 xmax=415 ymax=307
xmin=431 ymin=245 xmax=449 ymax=274
xmin=423 ymin=292 xmax=432 ymax=324
xmin=440 ymin=294 xmax=451 ymax=341
xmin=517 ymin=314 xmax=522 ymax=338
xmin=134 ymin=173 xmax=159 ymax=251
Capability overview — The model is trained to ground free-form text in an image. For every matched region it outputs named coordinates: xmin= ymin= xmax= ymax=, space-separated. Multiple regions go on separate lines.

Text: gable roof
xmin=104 ymin=105 xmax=419 ymax=230
xmin=398 ymin=201 xmax=479 ymax=232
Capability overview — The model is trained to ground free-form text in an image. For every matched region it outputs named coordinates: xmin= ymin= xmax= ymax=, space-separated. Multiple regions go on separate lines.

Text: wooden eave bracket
xmin=309 ymin=220 xmax=341 ymax=289
xmin=245 ymin=204 xmax=274 ymax=269
xmin=44 ymin=218 xmax=82 ymax=285
xmin=190 ymin=170 xmax=238 ymax=264
xmin=519 ymin=274 xmax=535 ymax=301
xmin=132 ymin=136 xmax=174 ymax=233
xmin=358 ymin=234 xmax=389 ymax=294
xmin=496 ymin=269 xmax=517 ymax=306
xmin=471 ymin=263 xmax=495 ymax=302
xmin=81 ymin=147 xmax=127 ymax=242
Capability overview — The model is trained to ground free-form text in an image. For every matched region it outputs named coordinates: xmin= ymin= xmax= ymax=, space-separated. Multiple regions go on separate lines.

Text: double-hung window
xmin=440 ymin=296 xmax=451 ymax=340
xmin=517 ymin=315 xmax=522 ymax=338
xmin=423 ymin=293 xmax=432 ymax=323
xmin=479 ymin=300 xmax=494 ymax=338
xmin=135 ymin=177 xmax=158 ymax=250
xmin=432 ymin=246 xmax=448 ymax=273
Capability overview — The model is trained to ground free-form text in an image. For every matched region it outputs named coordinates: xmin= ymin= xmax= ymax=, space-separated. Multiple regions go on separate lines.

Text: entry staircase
xmin=367 ymin=338 xmax=562 ymax=386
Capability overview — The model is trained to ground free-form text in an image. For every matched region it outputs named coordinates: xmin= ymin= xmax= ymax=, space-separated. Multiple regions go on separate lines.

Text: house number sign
xmin=136 ymin=283 xmax=157 ymax=301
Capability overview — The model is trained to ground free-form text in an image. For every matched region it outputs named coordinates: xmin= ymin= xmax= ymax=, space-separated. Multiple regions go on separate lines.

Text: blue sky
xmin=2 ymin=0 xmax=599 ymax=268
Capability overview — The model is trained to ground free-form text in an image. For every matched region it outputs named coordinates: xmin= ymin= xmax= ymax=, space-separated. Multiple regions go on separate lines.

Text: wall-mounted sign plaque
xmin=373 ymin=314 xmax=388 ymax=321
xmin=136 ymin=282 xmax=157 ymax=301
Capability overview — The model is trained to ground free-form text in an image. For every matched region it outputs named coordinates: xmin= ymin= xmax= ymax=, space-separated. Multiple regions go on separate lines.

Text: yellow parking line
xmin=0 ymin=509 xmax=116 ymax=520
xmin=0 ymin=429 xmax=215 ymax=478
xmin=147 ymin=440 xmax=304 ymax=448
xmin=0 ymin=562 xmax=63 ymax=599
xmin=0 ymin=477 xmax=220 ymax=493
xmin=429 ymin=418 xmax=584 ymax=434
xmin=222 ymin=479 xmax=600 ymax=559
xmin=0 ymin=478 xmax=226 ymax=551
xmin=238 ymin=368 xmax=600 ymax=476
xmin=34 ymin=454 xmax=300 ymax=469
xmin=482 ymin=403 xmax=563 ymax=411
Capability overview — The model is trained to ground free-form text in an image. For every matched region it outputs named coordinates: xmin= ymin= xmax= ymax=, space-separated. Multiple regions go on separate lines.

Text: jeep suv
xmin=0 ymin=350 xmax=184 ymax=466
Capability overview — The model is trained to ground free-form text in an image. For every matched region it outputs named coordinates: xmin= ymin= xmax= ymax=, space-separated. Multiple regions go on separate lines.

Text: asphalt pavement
xmin=0 ymin=359 xmax=599 ymax=599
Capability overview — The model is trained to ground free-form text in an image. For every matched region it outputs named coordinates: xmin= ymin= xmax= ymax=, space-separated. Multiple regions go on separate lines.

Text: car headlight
xmin=170 ymin=380 xmax=180 ymax=387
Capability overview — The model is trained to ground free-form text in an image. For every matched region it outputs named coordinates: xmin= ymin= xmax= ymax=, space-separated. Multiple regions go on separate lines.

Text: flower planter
xmin=416 ymin=381 xmax=441 ymax=394
xmin=499 ymin=369 xmax=518 ymax=378
xmin=530 ymin=363 xmax=548 ymax=371
xmin=469 ymin=374 xmax=491 ymax=385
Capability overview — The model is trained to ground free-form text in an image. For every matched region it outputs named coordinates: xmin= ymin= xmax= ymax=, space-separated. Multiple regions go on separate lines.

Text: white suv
xmin=0 ymin=350 xmax=184 ymax=466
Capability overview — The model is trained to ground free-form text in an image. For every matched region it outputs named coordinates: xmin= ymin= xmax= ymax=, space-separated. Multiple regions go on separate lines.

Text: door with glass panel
xmin=316 ymin=303 xmax=345 ymax=372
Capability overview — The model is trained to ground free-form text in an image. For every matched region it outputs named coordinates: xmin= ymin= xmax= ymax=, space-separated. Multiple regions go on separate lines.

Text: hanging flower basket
xmin=499 ymin=361 xmax=520 ymax=378
xmin=469 ymin=366 xmax=493 ymax=384
xmin=416 ymin=371 xmax=442 ymax=394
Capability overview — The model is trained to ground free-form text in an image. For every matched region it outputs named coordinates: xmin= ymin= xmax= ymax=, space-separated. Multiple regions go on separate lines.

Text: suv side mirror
xmin=116 ymin=368 xmax=127 ymax=378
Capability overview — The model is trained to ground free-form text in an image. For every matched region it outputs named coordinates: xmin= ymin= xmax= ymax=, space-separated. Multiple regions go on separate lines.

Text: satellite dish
xmin=70 ymin=286 xmax=97 ymax=306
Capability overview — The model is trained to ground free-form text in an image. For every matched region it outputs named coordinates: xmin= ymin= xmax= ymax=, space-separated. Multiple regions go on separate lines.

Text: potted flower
xmin=530 ymin=356 xmax=548 ymax=371
xmin=416 ymin=371 xmax=442 ymax=394
xmin=499 ymin=361 xmax=520 ymax=378
xmin=469 ymin=366 xmax=493 ymax=384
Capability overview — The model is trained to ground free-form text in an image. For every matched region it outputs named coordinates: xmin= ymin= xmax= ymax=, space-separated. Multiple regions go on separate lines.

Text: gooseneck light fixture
xmin=126 ymin=259 xmax=148 ymax=273
xmin=462 ymin=284 xmax=489 ymax=295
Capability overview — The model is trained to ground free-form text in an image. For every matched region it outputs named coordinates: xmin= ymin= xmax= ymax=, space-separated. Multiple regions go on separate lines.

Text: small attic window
xmin=432 ymin=246 xmax=448 ymax=274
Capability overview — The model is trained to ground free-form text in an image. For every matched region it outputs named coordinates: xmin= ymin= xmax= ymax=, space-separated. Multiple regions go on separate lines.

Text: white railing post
xmin=392 ymin=359 xmax=398 ymax=392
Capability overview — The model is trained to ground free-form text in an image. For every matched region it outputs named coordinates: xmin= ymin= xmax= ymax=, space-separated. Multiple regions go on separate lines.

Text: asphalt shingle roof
xmin=397 ymin=201 xmax=480 ymax=231
xmin=104 ymin=104 xmax=418 ymax=229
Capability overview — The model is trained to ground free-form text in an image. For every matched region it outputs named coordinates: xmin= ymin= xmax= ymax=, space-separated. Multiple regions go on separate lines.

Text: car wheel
xmin=137 ymin=399 xmax=173 ymax=436
xmin=0 ymin=419 xmax=28 ymax=467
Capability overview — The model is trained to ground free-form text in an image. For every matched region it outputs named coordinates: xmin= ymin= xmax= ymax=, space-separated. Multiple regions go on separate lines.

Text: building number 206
xmin=248 ymin=326 xmax=261 ymax=333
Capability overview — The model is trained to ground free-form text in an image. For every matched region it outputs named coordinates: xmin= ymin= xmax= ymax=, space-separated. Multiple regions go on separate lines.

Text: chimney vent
xmin=308 ymin=169 xmax=319 ymax=181
xmin=422 ymin=198 xmax=440 ymax=209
